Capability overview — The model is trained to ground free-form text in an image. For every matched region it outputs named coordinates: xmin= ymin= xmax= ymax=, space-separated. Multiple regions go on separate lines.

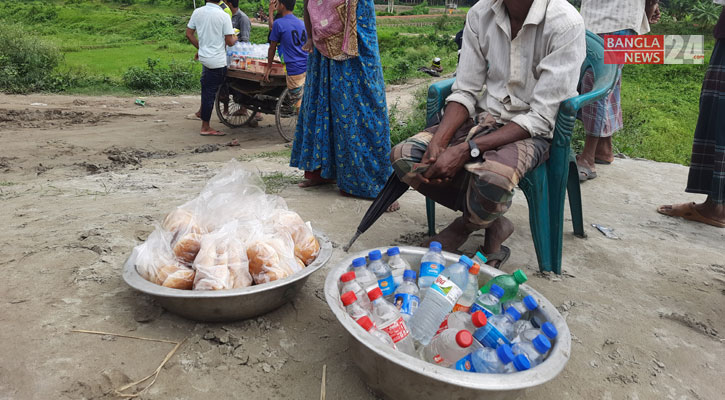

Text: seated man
xmin=390 ymin=0 xmax=586 ymax=268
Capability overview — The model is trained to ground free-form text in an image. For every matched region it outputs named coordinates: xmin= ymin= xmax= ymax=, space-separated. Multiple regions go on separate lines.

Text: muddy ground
xmin=0 ymin=91 xmax=723 ymax=400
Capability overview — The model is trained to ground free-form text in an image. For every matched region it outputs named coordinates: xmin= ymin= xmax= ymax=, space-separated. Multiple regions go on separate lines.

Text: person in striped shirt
xmin=576 ymin=0 xmax=660 ymax=181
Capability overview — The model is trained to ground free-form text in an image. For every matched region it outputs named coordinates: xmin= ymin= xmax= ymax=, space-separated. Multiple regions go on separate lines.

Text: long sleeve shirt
xmin=447 ymin=0 xmax=586 ymax=139
xmin=580 ymin=0 xmax=650 ymax=35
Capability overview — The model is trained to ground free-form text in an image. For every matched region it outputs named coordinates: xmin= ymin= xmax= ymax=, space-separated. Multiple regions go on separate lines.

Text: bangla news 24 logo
xmin=603 ymin=35 xmax=705 ymax=65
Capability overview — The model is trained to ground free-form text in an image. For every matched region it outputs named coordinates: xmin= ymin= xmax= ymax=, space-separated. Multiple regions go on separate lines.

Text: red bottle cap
xmin=469 ymin=263 xmax=480 ymax=275
xmin=456 ymin=330 xmax=473 ymax=348
xmin=341 ymin=291 xmax=357 ymax=306
xmin=367 ymin=287 xmax=383 ymax=301
xmin=471 ymin=311 xmax=487 ymax=328
xmin=357 ymin=316 xmax=374 ymax=330
xmin=340 ymin=271 xmax=356 ymax=282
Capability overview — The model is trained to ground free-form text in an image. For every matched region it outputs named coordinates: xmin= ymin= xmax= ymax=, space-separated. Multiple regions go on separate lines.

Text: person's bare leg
xmin=577 ymin=136 xmax=599 ymax=171
xmin=421 ymin=216 xmax=475 ymax=252
xmin=482 ymin=216 xmax=514 ymax=267
xmin=595 ymin=136 xmax=614 ymax=163
xmin=694 ymin=197 xmax=725 ymax=222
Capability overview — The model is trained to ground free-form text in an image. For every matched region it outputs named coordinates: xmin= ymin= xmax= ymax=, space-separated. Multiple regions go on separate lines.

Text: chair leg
xmin=567 ymin=159 xmax=586 ymax=238
xmin=519 ymin=169 xmax=553 ymax=273
xmin=425 ymin=197 xmax=436 ymax=237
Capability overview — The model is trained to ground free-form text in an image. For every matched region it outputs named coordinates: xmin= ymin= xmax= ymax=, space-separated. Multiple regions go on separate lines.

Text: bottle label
xmin=393 ymin=293 xmax=419 ymax=316
xmin=455 ymin=353 xmax=476 ymax=372
xmin=431 ymin=275 xmax=463 ymax=306
xmin=420 ymin=261 xmax=444 ymax=279
xmin=473 ymin=323 xmax=511 ymax=349
xmin=469 ymin=303 xmax=493 ymax=318
xmin=435 ymin=316 xmax=449 ymax=335
xmin=452 ymin=303 xmax=471 ymax=313
xmin=433 ymin=354 xmax=444 ymax=364
xmin=377 ymin=276 xmax=395 ymax=296
xmin=380 ymin=317 xmax=410 ymax=344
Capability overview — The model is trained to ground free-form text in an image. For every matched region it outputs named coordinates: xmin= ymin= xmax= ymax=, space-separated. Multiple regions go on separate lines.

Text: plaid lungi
xmin=579 ymin=29 xmax=635 ymax=138
xmin=390 ymin=119 xmax=550 ymax=230
xmin=687 ymin=40 xmax=725 ymax=204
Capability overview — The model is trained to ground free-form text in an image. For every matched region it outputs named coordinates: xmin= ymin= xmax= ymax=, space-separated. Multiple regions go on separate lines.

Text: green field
xmin=0 ymin=0 xmax=718 ymax=166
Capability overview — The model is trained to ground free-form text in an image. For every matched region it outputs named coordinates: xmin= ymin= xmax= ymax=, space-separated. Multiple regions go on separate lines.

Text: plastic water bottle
xmin=511 ymin=334 xmax=551 ymax=367
xmin=470 ymin=284 xmax=505 ymax=316
xmin=368 ymin=250 xmax=395 ymax=300
xmin=392 ymin=270 xmax=420 ymax=322
xmin=479 ymin=270 xmax=528 ymax=302
xmin=340 ymin=271 xmax=372 ymax=311
xmin=351 ymin=257 xmax=378 ymax=293
xmin=367 ymin=287 xmax=417 ymax=357
xmin=438 ymin=310 xmax=487 ymax=335
xmin=341 ymin=291 xmax=371 ymax=323
xmin=418 ymin=241 xmax=445 ymax=298
xmin=504 ymin=354 xmax=532 ymax=373
xmin=387 ymin=247 xmax=411 ymax=288
xmin=422 ymin=329 xmax=474 ymax=367
xmin=513 ymin=321 xmax=558 ymax=345
xmin=409 ymin=255 xmax=473 ymax=346
xmin=452 ymin=263 xmax=480 ymax=312
xmin=462 ymin=343 xmax=515 ymax=373
xmin=502 ymin=295 xmax=538 ymax=321
xmin=487 ymin=307 xmax=522 ymax=340
xmin=357 ymin=316 xmax=396 ymax=350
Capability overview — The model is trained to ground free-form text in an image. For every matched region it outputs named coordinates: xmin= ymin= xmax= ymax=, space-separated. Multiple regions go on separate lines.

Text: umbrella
xmin=342 ymin=173 xmax=409 ymax=252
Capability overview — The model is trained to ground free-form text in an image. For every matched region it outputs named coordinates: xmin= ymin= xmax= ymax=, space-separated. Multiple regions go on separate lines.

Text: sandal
xmin=577 ymin=163 xmax=597 ymax=182
xmin=200 ymin=130 xmax=225 ymax=136
xmin=478 ymin=245 xmax=510 ymax=269
xmin=657 ymin=202 xmax=725 ymax=228
xmin=594 ymin=158 xmax=613 ymax=165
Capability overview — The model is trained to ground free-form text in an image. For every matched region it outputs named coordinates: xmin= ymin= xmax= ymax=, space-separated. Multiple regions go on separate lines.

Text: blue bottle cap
xmin=352 ymin=257 xmax=366 ymax=268
xmin=523 ymin=295 xmax=538 ymax=311
xmin=505 ymin=307 xmax=521 ymax=321
xmin=403 ymin=269 xmax=417 ymax=280
xmin=459 ymin=255 xmax=473 ymax=268
xmin=532 ymin=334 xmax=552 ymax=354
xmin=496 ymin=344 xmax=514 ymax=364
xmin=429 ymin=241 xmax=442 ymax=250
xmin=368 ymin=249 xmax=382 ymax=261
xmin=387 ymin=247 xmax=400 ymax=256
xmin=541 ymin=321 xmax=558 ymax=340
xmin=489 ymin=284 xmax=505 ymax=298
xmin=512 ymin=354 xmax=531 ymax=371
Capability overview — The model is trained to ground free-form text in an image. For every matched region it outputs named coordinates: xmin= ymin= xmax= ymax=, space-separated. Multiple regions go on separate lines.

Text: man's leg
xmin=200 ymin=66 xmax=226 ymax=135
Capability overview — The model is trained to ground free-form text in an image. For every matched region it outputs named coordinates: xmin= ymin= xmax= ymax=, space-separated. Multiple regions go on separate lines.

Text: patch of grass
xmin=389 ymin=87 xmax=428 ymax=146
xmin=238 ymin=148 xmax=292 ymax=162
xmin=0 ymin=181 xmax=17 ymax=187
xmin=261 ymin=172 xmax=300 ymax=193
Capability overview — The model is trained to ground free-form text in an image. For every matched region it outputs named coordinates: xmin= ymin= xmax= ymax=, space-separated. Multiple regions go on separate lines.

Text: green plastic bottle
xmin=478 ymin=270 xmax=528 ymax=303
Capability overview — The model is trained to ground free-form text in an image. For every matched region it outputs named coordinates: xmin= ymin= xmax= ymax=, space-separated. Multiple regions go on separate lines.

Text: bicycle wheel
xmin=215 ymin=81 xmax=258 ymax=128
xmin=275 ymin=88 xmax=299 ymax=142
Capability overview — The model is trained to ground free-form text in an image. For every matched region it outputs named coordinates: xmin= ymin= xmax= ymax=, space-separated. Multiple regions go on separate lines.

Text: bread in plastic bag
xmin=269 ymin=209 xmax=320 ymax=265
xmin=162 ymin=206 xmax=206 ymax=266
xmin=131 ymin=228 xmax=194 ymax=289
xmin=193 ymin=222 xmax=252 ymax=290
xmin=246 ymin=230 xmax=303 ymax=284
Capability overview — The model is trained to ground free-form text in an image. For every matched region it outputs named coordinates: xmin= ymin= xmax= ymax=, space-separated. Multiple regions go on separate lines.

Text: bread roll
xmin=162 ymin=208 xmax=204 ymax=235
xmin=270 ymin=210 xmax=320 ymax=265
xmin=156 ymin=265 xmax=195 ymax=290
xmin=172 ymin=233 xmax=202 ymax=265
xmin=247 ymin=241 xmax=285 ymax=284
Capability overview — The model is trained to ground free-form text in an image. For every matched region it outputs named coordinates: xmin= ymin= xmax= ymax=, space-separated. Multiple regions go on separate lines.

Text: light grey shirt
xmin=188 ymin=3 xmax=234 ymax=69
xmin=447 ymin=0 xmax=586 ymax=139
xmin=232 ymin=10 xmax=252 ymax=42
xmin=580 ymin=0 xmax=650 ymax=35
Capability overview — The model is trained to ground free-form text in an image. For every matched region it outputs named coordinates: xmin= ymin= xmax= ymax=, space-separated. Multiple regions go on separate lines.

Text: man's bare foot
xmin=658 ymin=198 xmax=725 ymax=228
xmin=386 ymin=201 xmax=400 ymax=213
xmin=576 ymin=154 xmax=597 ymax=181
xmin=595 ymin=137 xmax=614 ymax=164
xmin=298 ymin=178 xmax=334 ymax=188
xmin=422 ymin=217 xmax=474 ymax=252
xmin=482 ymin=216 xmax=514 ymax=267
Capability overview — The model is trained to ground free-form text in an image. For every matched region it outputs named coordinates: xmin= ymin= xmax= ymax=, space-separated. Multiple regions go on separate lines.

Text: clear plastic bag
xmin=193 ymin=222 xmax=252 ymax=290
xmin=132 ymin=228 xmax=195 ymax=290
xmin=162 ymin=206 xmax=206 ymax=266
xmin=246 ymin=229 xmax=304 ymax=284
xmin=268 ymin=209 xmax=320 ymax=266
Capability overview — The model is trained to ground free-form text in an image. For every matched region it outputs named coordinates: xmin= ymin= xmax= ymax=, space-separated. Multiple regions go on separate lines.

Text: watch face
xmin=471 ymin=148 xmax=480 ymax=158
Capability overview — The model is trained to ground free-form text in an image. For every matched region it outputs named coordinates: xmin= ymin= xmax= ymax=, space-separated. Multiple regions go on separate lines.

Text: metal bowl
xmin=324 ymin=246 xmax=571 ymax=400
xmin=123 ymin=232 xmax=332 ymax=322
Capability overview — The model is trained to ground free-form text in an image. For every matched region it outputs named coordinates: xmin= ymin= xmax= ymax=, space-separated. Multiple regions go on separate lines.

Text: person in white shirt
xmin=186 ymin=0 xmax=237 ymax=136
xmin=390 ymin=0 xmax=586 ymax=268
xmin=576 ymin=0 xmax=660 ymax=181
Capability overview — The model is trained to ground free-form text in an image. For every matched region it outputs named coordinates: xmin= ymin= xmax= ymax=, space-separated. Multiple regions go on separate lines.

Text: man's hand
xmin=263 ymin=66 xmax=272 ymax=82
xmin=302 ymin=39 xmax=314 ymax=53
xmin=269 ymin=0 xmax=277 ymax=12
xmin=194 ymin=52 xmax=199 ymax=61
xmin=422 ymin=143 xmax=469 ymax=184
xmin=646 ymin=1 xmax=660 ymax=24
xmin=421 ymin=141 xmax=446 ymax=165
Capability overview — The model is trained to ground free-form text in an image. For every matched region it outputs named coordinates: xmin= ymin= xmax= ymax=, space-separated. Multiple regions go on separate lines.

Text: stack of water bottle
xmin=338 ymin=243 xmax=559 ymax=375
xmin=227 ymin=42 xmax=273 ymax=70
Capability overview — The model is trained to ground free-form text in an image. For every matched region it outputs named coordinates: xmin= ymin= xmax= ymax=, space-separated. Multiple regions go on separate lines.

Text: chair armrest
xmin=426 ymin=78 xmax=456 ymax=127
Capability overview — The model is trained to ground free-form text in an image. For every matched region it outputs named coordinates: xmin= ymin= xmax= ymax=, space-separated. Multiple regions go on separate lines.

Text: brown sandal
xmin=657 ymin=202 xmax=725 ymax=228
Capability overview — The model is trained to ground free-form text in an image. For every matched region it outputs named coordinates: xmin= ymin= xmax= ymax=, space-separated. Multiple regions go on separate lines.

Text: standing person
xmin=263 ymin=0 xmax=307 ymax=110
xmin=576 ymin=0 xmax=660 ymax=181
xmin=186 ymin=0 xmax=237 ymax=136
xmin=228 ymin=0 xmax=251 ymax=42
xmin=658 ymin=3 xmax=725 ymax=228
xmin=291 ymin=0 xmax=394 ymax=205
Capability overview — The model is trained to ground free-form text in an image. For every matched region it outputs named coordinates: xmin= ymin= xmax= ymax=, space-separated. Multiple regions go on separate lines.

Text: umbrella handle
xmin=342 ymin=231 xmax=362 ymax=253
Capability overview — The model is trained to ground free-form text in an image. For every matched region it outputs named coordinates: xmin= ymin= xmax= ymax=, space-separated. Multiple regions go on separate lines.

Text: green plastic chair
xmin=423 ymin=31 xmax=620 ymax=274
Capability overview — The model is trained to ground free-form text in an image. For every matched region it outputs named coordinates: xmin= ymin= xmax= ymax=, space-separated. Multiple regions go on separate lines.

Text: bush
xmin=0 ymin=25 xmax=63 ymax=93
xmin=122 ymin=58 xmax=199 ymax=93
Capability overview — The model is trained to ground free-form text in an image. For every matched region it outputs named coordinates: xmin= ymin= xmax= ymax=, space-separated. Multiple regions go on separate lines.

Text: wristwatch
xmin=468 ymin=140 xmax=481 ymax=159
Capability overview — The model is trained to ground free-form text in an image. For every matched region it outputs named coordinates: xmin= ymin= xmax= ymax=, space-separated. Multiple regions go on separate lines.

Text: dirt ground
xmin=0 ymin=91 xmax=723 ymax=400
